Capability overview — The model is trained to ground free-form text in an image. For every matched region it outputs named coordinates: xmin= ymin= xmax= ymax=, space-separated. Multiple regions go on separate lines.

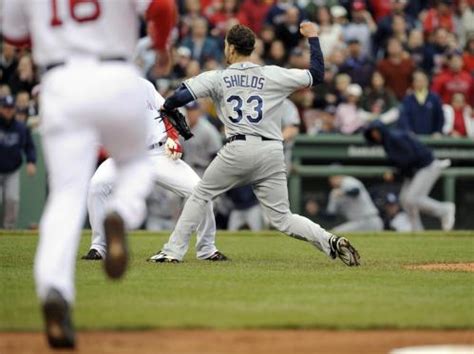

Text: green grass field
xmin=1 ymin=231 xmax=473 ymax=331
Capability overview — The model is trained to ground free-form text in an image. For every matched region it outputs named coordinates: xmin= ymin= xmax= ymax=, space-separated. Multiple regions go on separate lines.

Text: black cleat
xmin=329 ymin=235 xmax=360 ymax=266
xmin=81 ymin=248 xmax=102 ymax=260
xmin=204 ymin=251 xmax=229 ymax=261
xmin=103 ymin=211 xmax=128 ymax=279
xmin=42 ymin=288 xmax=75 ymax=349
xmin=147 ymin=251 xmax=180 ymax=263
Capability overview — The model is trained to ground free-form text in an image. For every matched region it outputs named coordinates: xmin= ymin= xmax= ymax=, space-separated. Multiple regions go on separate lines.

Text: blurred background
xmin=1 ymin=0 xmax=473 ymax=231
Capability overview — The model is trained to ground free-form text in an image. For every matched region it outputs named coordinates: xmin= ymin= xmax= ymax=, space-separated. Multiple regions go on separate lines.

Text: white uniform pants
xmin=333 ymin=215 xmax=384 ymax=232
xmin=34 ymin=60 xmax=153 ymax=304
xmin=88 ymin=151 xmax=217 ymax=260
xmin=399 ymin=159 xmax=451 ymax=231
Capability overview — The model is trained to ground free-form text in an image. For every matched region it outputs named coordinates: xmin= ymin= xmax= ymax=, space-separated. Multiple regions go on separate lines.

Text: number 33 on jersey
xmin=183 ymin=61 xmax=312 ymax=141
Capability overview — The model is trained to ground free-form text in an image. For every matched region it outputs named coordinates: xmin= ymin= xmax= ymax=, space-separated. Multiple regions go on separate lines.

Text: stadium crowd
xmin=0 ymin=0 xmax=473 ymax=230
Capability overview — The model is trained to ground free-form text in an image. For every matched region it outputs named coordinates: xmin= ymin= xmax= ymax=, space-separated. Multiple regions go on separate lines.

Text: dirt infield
xmin=405 ymin=263 xmax=474 ymax=272
xmin=1 ymin=330 xmax=473 ymax=354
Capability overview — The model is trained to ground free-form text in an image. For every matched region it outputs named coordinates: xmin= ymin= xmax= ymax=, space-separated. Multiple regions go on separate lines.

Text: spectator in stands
xmin=8 ymin=55 xmax=36 ymax=96
xmin=442 ymin=93 xmax=474 ymax=138
xmin=339 ymin=38 xmax=374 ymax=88
xmin=463 ymin=37 xmax=474 ymax=74
xmin=326 ymin=175 xmax=384 ymax=232
xmin=377 ymin=37 xmax=415 ymax=100
xmin=375 ymin=0 xmax=416 ymax=54
xmin=390 ymin=14 xmax=409 ymax=49
xmin=0 ymin=95 xmax=36 ymax=229
xmin=313 ymin=65 xmax=338 ymax=108
xmin=265 ymin=0 xmax=303 ymax=28
xmin=364 ymin=121 xmax=455 ymax=231
xmin=182 ymin=101 xmax=222 ymax=177
xmin=315 ymin=6 xmax=343 ymax=58
xmin=423 ymin=0 xmax=455 ymax=35
xmin=265 ymin=40 xmax=286 ymax=66
xmin=343 ymin=1 xmax=377 ymax=58
xmin=238 ymin=0 xmax=272 ymax=34
xmin=407 ymin=29 xmax=428 ymax=70
xmin=0 ymin=84 xmax=11 ymax=98
xmin=0 ymin=42 xmax=18 ymax=85
xmin=181 ymin=17 xmax=222 ymax=65
xmin=360 ymin=71 xmax=399 ymax=124
xmin=431 ymin=51 xmax=474 ymax=106
xmin=333 ymin=73 xmax=352 ymax=105
xmin=274 ymin=6 xmax=303 ymax=51
xmin=458 ymin=0 xmax=474 ymax=46
xmin=227 ymin=185 xmax=263 ymax=231
xmin=179 ymin=0 xmax=202 ymax=39
xmin=398 ymin=71 xmax=445 ymax=135
xmin=424 ymin=27 xmax=451 ymax=75
xmin=335 ymin=84 xmax=370 ymax=134
xmin=171 ymin=47 xmax=192 ymax=80
xmin=206 ymin=0 xmax=249 ymax=39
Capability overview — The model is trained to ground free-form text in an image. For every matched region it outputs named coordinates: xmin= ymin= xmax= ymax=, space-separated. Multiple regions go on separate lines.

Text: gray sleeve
xmin=340 ymin=177 xmax=360 ymax=193
xmin=183 ymin=71 xmax=220 ymax=99
xmin=271 ymin=67 xmax=312 ymax=93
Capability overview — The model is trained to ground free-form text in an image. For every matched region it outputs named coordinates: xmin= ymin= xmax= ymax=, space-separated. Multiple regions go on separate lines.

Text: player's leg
xmin=162 ymin=146 xmax=246 ymax=261
xmin=97 ymin=72 xmax=153 ymax=278
xmin=227 ymin=209 xmax=246 ymax=231
xmin=245 ymin=205 xmax=264 ymax=231
xmin=333 ymin=216 xmax=383 ymax=232
xmin=85 ymin=159 xmax=117 ymax=259
xmin=3 ymin=169 xmax=20 ymax=229
xmin=403 ymin=162 xmax=453 ymax=224
xmin=399 ymin=179 xmax=423 ymax=231
xmin=148 ymin=154 xmax=218 ymax=260
xmin=252 ymin=170 xmax=332 ymax=255
xmin=34 ymin=127 xmax=98 ymax=305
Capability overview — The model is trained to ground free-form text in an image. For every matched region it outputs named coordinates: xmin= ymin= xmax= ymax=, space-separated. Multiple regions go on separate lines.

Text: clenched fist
xmin=299 ymin=21 xmax=319 ymax=38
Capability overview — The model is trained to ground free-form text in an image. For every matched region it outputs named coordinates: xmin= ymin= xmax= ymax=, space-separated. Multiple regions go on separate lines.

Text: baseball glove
xmin=160 ymin=107 xmax=194 ymax=140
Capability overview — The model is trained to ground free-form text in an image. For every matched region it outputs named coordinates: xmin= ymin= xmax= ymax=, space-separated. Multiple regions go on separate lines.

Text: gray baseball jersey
xmin=327 ymin=176 xmax=379 ymax=220
xmin=183 ymin=62 xmax=312 ymax=140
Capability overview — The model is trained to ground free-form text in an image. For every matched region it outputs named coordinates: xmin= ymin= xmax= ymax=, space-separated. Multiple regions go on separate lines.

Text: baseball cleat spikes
xmin=42 ymin=288 xmax=75 ymax=349
xmin=81 ymin=248 xmax=102 ymax=260
xmin=103 ymin=211 xmax=128 ymax=279
xmin=329 ymin=235 xmax=360 ymax=267
xmin=204 ymin=251 xmax=229 ymax=261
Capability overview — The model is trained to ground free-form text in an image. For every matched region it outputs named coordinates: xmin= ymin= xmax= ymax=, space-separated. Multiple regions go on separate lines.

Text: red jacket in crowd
xmin=431 ymin=69 xmax=474 ymax=105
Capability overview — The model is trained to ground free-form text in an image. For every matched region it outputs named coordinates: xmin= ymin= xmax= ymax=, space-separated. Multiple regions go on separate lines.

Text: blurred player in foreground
xmin=150 ymin=23 xmax=360 ymax=266
xmin=364 ymin=121 xmax=455 ymax=231
xmin=2 ymin=0 xmax=176 ymax=348
xmin=84 ymin=79 xmax=225 ymax=263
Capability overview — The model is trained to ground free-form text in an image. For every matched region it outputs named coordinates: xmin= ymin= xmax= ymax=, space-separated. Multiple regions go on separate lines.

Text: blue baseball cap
xmin=0 ymin=95 xmax=15 ymax=108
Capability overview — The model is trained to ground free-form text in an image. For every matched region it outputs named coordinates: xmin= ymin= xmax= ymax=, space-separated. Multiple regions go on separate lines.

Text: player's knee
xmin=269 ymin=212 xmax=291 ymax=233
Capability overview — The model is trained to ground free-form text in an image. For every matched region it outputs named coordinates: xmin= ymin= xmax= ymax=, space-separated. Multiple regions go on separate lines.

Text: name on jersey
xmin=223 ymin=75 xmax=265 ymax=90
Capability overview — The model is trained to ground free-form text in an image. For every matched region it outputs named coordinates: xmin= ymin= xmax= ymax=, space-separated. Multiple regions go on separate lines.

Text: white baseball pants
xmin=34 ymin=59 xmax=153 ymax=304
xmin=88 ymin=150 xmax=218 ymax=260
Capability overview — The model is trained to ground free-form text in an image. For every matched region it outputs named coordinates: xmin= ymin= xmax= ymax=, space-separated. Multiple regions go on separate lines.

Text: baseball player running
xmin=327 ymin=175 xmax=384 ymax=232
xmin=364 ymin=121 xmax=455 ymax=231
xmin=83 ymin=78 xmax=226 ymax=262
xmin=2 ymin=0 xmax=176 ymax=348
xmin=150 ymin=23 xmax=360 ymax=266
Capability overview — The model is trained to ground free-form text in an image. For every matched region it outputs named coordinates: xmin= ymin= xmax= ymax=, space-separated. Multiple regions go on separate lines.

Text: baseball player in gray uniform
xmin=149 ymin=23 xmax=360 ymax=266
xmin=327 ymin=175 xmax=384 ymax=232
